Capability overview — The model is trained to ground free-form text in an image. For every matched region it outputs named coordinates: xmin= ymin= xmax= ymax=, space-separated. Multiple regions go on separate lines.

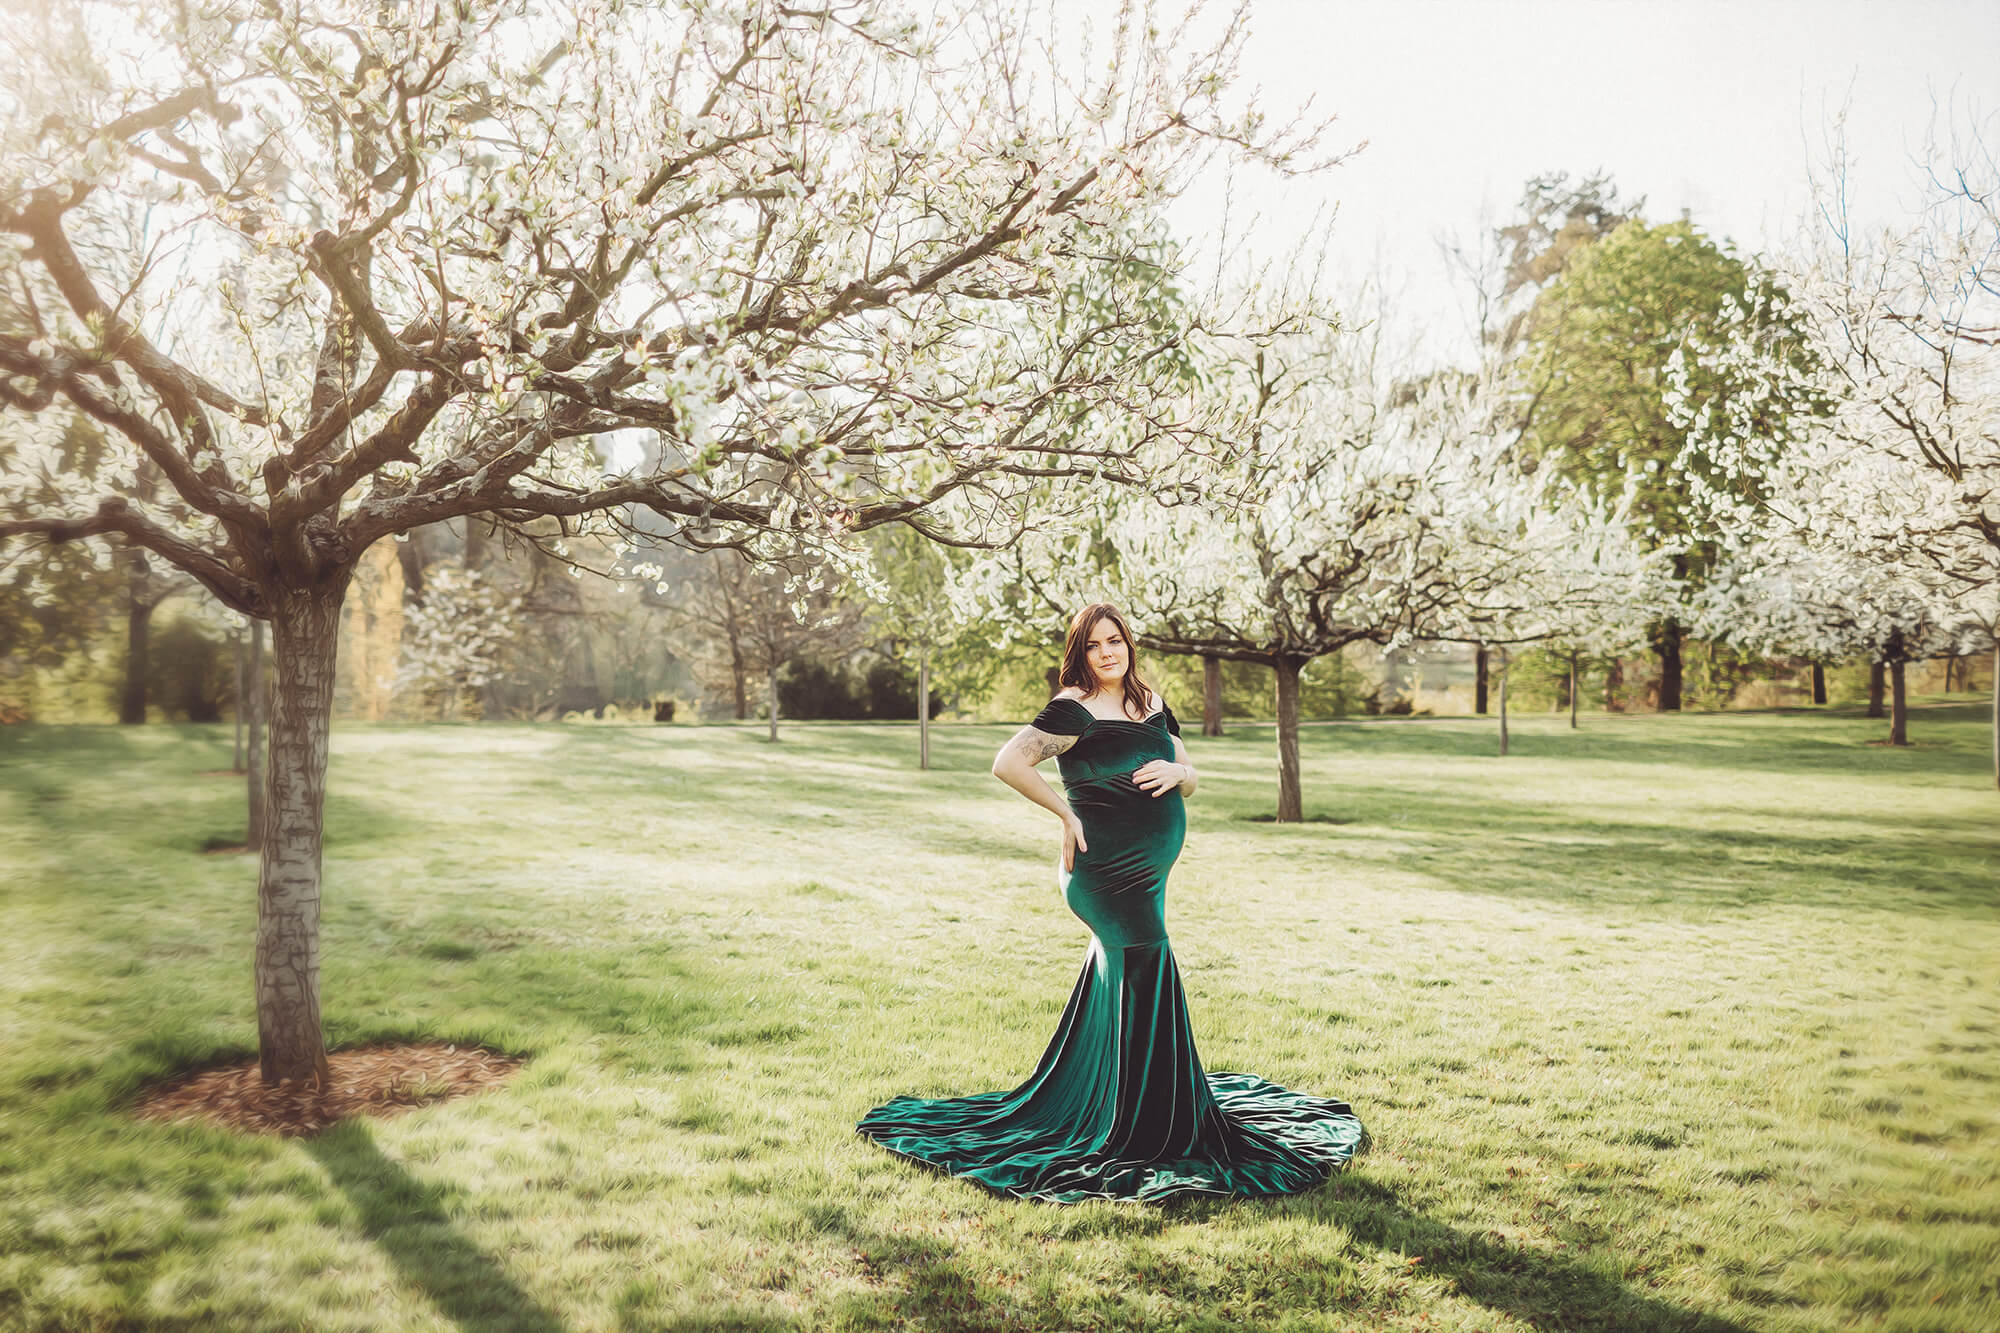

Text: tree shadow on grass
xmin=1285 ymin=1171 xmax=1754 ymax=1333
xmin=306 ymin=1125 xmax=567 ymax=1333
xmin=796 ymin=1168 xmax=1752 ymax=1332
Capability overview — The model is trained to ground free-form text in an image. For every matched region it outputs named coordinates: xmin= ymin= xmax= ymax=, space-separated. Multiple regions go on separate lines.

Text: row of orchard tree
xmin=1 ymin=1 xmax=1994 ymax=1086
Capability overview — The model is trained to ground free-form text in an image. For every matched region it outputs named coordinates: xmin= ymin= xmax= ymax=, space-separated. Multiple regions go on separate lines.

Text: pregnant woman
xmin=856 ymin=603 xmax=1364 ymax=1203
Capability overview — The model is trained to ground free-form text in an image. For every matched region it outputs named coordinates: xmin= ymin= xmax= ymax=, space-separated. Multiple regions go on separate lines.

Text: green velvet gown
xmin=857 ymin=697 xmax=1364 ymax=1204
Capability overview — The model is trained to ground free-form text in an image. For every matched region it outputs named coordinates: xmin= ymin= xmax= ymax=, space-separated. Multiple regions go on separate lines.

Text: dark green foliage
xmin=777 ymin=653 xmax=940 ymax=720
xmin=132 ymin=617 xmax=233 ymax=723
xmin=1683 ymin=638 xmax=1784 ymax=711
xmin=1303 ymin=653 xmax=1371 ymax=718
xmin=0 ymin=545 xmax=120 ymax=670
xmin=1515 ymin=217 xmax=1807 ymax=568
xmin=1504 ymin=648 xmax=1593 ymax=712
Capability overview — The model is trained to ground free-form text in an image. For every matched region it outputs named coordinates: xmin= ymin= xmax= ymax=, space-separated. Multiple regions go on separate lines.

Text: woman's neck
xmin=1075 ymin=683 xmax=1148 ymax=720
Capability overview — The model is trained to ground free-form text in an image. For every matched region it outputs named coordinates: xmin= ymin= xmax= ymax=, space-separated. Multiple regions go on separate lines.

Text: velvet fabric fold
xmin=856 ymin=697 xmax=1364 ymax=1204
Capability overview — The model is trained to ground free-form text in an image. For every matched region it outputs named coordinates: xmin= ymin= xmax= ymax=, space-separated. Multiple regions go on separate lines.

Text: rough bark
xmin=1868 ymin=660 xmax=1886 ymax=719
xmin=247 ymin=620 xmax=266 ymax=850
xmin=1274 ymin=656 xmax=1303 ymax=823
xmin=766 ymin=667 xmax=779 ymax=742
xmin=1474 ymin=643 xmax=1489 ymax=715
xmin=255 ymin=575 xmax=351 ymax=1086
xmin=1654 ymin=618 xmax=1683 ymax=712
xmin=1202 ymin=655 xmax=1224 ymax=737
xmin=1498 ymin=647 xmax=1511 ymax=757
xmin=918 ymin=642 xmax=930 ymax=771
xmin=1569 ymin=651 xmax=1579 ymax=730
xmin=1811 ymin=662 xmax=1827 ymax=706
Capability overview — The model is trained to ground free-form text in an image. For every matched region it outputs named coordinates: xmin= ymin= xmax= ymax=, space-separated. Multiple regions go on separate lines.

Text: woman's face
xmin=1084 ymin=617 xmax=1129 ymax=687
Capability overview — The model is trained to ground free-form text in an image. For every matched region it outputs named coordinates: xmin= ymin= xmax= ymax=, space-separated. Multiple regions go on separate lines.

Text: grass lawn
xmin=1 ymin=703 xmax=1996 ymax=1332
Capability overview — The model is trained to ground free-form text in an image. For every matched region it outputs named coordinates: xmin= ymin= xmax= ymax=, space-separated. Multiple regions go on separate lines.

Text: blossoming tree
xmin=395 ymin=560 xmax=522 ymax=719
xmin=1693 ymin=539 xmax=1971 ymax=747
xmin=1668 ymin=120 xmax=2000 ymax=778
xmin=968 ymin=305 xmax=1644 ymax=816
xmin=0 ymin=0 xmax=1337 ymax=1081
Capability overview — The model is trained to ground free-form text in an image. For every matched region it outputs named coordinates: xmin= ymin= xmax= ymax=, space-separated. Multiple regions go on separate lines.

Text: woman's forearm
xmin=993 ymin=760 xmax=1072 ymax=822
xmin=1176 ymin=763 xmax=1198 ymax=798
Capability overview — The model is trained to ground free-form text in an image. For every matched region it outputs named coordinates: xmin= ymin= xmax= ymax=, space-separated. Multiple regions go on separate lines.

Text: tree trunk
xmin=1498 ymin=647 xmax=1511 ymax=757
xmin=463 ymin=514 xmax=487 ymax=571
xmin=730 ymin=644 xmax=748 ymax=720
xmin=247 ymin=621 xmax=266 ymax=851
xmin=1867 ymin=661 xmax=1886 ymax=718
xmin=1811 ymin=662 xmax=1827 ymax=706
xmin=255 ymin=577 xmax=350 ymax=1086
xmin=1569 ymin=651 xmax=1579 ymax=730
xmin=766 ymin=667 xmax=779 ymax=742
xmin=918 ymin=642 xmax=930 ymax=772
xmin=1202 ymin=655 xmax=1224 ymax=737
xmin=1474 ymin=643 xmax=1489 ymax=715
xmin=1273 ymin=657 xmax=1303 ymax=823
xmin=1889 ymin=657 xmax=1909 ymax=747
xmin=1045 ymin=665 xmax=1062 ymax=699
xmin=395 ymin=531 xmax=427 ymax=605
xmin=1991 ymin=643 xmax=1998 ymax=792
xmin=232 ymin=632 xmax=246 ymax=771
xmin=119 ymin=559 xmax=152 ymax=725
xmin=1654 ymin=618 xmax=1683 ymax=712
xmin=1604 ymin=657 xmax=1624 ymax=712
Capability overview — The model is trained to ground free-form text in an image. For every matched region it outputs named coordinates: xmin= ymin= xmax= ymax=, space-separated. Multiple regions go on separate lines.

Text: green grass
xmin=1 ymin=704 xmax=1996 ymax=1332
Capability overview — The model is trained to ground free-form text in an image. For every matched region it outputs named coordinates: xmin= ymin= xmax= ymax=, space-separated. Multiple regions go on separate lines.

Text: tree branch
xmin=7 ymin=191 xmax=272 ymax=437
xmin=0 ymin=333 xmax=266 ymax=532
xmin=0 ymin=498 xmax=260 ymax=615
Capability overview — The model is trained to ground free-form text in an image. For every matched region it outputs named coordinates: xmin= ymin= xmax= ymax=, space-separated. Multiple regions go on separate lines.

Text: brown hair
xmin=1058 ymin=603 xmax=1157 ymax=720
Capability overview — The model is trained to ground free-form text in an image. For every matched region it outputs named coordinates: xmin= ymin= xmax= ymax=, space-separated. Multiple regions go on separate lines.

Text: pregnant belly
xmin=1061 ymin=781 xmax=1186 ymax=947
xmin=1070 ymin=781 xmax=1186 ymax=865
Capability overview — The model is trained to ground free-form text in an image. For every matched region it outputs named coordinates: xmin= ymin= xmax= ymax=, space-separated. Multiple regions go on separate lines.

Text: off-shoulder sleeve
xmin=1029 ymin=697 xmax=1092 ymax=735
xmin=1160 ymin=700 xmax=1183 ymax=737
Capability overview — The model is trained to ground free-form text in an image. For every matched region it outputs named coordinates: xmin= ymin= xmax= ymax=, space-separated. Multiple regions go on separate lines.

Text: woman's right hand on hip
xmin=1061 ymin=812 xmax=1089 ymax=873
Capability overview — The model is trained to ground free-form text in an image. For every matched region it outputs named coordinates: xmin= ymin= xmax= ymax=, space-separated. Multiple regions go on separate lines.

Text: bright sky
xmin=1159 ymin=0 xmax=2000 ymax=364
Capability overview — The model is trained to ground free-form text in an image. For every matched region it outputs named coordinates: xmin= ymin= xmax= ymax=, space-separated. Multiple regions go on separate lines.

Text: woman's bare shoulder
xmin=1055 ymin=686 xmax=1087 ymax=701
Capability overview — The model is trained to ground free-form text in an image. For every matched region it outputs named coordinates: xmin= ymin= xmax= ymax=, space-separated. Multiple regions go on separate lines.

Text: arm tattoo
xmin=1010 ymin=726 xmax=1078 ymax=765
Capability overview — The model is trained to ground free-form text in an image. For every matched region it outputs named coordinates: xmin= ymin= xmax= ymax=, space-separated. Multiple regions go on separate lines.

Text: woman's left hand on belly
xmin=1132 ymin=759 xmax=1185 ymax=797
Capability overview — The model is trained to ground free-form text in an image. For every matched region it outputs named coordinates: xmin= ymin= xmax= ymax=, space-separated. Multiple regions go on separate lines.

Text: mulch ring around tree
xmin=132 ymin=1043 xmax=525 ymax=1138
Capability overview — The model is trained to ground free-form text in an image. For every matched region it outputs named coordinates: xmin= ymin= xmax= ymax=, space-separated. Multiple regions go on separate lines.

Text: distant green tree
xmin=1514 ymin=216 xmax=1802 ymax=709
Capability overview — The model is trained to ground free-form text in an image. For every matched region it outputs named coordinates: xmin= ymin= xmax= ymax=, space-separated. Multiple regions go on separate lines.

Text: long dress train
xmin=856 ymin=697 xmax=1364 ymax=1204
